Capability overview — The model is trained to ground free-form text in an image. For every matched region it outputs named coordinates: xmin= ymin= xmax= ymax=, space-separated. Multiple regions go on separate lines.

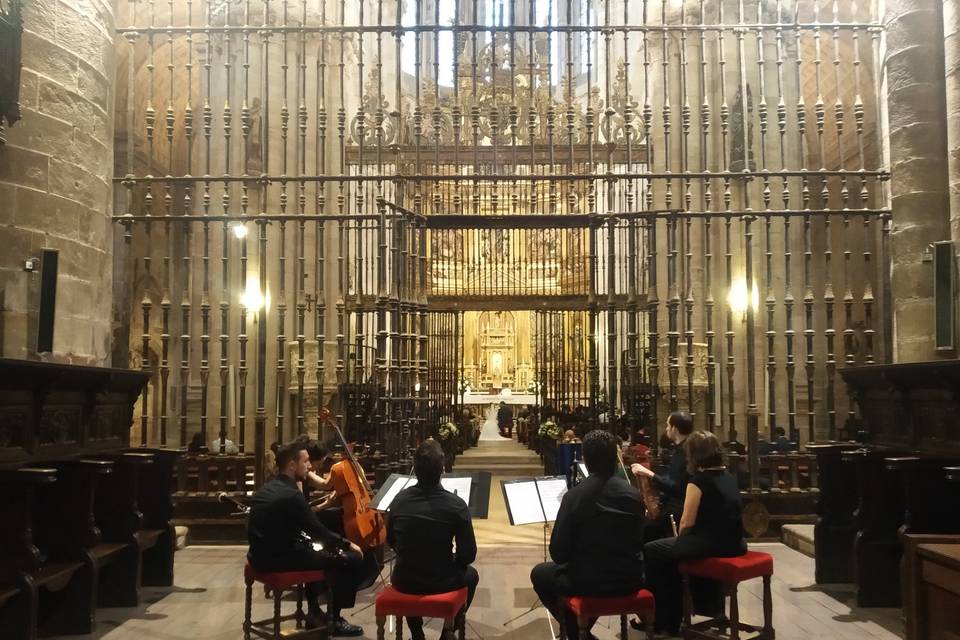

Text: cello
xmin=320 ymin=407 xmax=387 ymax=550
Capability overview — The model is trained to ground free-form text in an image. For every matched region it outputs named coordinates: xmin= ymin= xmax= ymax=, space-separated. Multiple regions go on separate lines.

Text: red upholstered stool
xmin=559 ymin=589 xmax=656 ymax=640
xmin=374 ymin=585 xmax=468 ymax=640
xmin=243 ymin=561 xmax=332 ymax=640
xmin=679 ymin=551 xmax=774 ymax=640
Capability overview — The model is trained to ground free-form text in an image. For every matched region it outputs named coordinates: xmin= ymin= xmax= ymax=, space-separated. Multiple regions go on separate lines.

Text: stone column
xmin=884 ymin=0 xmax=951 ymax=362
xmin=945 ymin=0 xmax=960 ymax=349
xmin=0 ymin=0 xmax=116 ymax=364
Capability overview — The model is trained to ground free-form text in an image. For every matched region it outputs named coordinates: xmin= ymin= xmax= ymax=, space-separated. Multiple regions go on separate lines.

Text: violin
xmin=320 ymin=407 xmax=387 ymax=550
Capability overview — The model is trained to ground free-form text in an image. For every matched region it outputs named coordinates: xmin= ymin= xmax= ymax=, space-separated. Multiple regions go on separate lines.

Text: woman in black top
xmin=643 ymin=430 xmax=747 ymax=635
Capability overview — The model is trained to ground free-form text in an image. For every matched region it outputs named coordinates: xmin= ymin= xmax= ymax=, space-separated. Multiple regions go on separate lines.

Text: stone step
xmin=454 ymin=462 xmax=544 ymax=476
xmin=781 ymin=524 xmax=815 ymax=558
xmin=455 ymin=453 xmax=541 ymax=465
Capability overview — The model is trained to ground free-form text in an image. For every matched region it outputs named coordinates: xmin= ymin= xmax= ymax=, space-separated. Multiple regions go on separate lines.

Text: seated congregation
xmin=245 ymin=411 xmax=769 ymax=640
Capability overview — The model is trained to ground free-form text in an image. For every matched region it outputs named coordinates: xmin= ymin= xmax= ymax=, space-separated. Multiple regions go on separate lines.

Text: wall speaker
xmin=934 ymin=241 xmax=954 ymax=352
xmin=36 ymin=248 xmax=58 ymax=353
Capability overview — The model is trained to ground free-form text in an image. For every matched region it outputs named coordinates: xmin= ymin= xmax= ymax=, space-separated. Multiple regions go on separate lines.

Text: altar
xmin=462 ymin=391 xmax=537 ymax=406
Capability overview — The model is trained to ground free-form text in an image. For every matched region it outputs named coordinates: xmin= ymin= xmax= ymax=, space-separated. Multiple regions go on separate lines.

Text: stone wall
xmin=0 ymin=0 xmax=115 ymax=364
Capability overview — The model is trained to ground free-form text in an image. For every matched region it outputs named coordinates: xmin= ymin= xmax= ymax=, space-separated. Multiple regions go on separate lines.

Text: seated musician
xmin=247 ymin=439 xmax=365 ymax=637
xmin=631 ymin=411 xmax=693 ymax=541
xmin=530 ymin=429 xmax=645 ymax=636
xmin=302 ymin=439 xmax=345 ymax=536
xmin=387 ymin=439 xmax=478 ymax=640
xmin=643 ymin=430 xmax=747 ymax=636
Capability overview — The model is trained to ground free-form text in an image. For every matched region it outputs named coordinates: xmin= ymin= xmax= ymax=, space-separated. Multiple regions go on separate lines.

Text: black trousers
xmin=643 ymin=535 xmax=747 ymax=633
xmin=530 ymin=562 xmax=643 ymax=633
xmin=254 ymin=545 xmax=364 ymax=617
xmin=391 ymin=566 xmax=479 ymax=638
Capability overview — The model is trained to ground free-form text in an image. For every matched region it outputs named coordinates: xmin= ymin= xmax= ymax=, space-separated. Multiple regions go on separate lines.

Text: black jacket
xmin=247 ymin=475 xmax=351 ymax=571
xmin=551 ymin=473 xmax=645 ymax=596
xmin=653 ymin=442 xmax=690 ymax=521
xmin=497 ymin=405 xmax=513 ymax=424
xmin=387 ymin=483 xmax=477 ymax=593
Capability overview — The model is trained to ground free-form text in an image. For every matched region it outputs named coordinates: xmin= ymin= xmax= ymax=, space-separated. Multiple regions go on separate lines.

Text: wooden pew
xmin=807 ymin=442 xmax=860 ymax=583
xmin=0 ymin=467 xmax=92 ymax=639
xmin=725 ymin=451 xmax=819 ymax=540
xmin=173 ymin=452 xmax=256 ymax=543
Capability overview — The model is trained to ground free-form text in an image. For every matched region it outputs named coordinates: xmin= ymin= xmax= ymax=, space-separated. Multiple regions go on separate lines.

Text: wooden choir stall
xmin=813 ymin=361 xmax=960 ymax=639
xmin=0 ymin=358 xmax=178 ymax=639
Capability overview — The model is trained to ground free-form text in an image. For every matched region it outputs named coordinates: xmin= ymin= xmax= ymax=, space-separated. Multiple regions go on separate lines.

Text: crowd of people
xmin=244 ymin=411 xmax=746 ymax=639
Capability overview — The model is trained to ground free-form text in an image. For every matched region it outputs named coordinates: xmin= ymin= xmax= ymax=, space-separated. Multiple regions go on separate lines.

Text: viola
xmin=621 ymin=444 xmax=662 ymax=520
xmin=320 ymin=408 xmax=387 ymax=550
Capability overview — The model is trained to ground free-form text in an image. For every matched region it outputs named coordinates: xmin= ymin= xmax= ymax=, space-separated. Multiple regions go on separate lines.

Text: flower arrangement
xmin=438 ymin=421 xmax=459 ymax=440
xmin=538 ymin=419 xmax=561 ymax=440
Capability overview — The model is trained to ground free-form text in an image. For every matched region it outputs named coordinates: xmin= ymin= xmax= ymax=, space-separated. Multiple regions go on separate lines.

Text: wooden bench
xmin=173 ymin=453 xmax=256 ymax=543
xmin=0 ymin=467 xmax=92 ymax=639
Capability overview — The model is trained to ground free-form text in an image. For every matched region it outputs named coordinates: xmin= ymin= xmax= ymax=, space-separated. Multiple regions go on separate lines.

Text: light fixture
xmin=240 ymin=276 xmax=267 ymax=311
xmin=230 ymin=221 xmax=248 ymax=239
xmin=727 ymin=277 xmax=760 ymax=316
xmin=414 ymin=381 xmax=421 ymax=393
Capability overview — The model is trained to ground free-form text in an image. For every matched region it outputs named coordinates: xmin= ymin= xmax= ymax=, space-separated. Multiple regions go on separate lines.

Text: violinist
xmin=631 ymin=411 xmax=694 ymax=541
xmin=388 ymin=440 xmax=479 ymax=640
xmin=643 ymin=430 xmax=747 ymax=636
xmin=247 ymin=439 xmax=365 ymax=637
xmin=530 ymin=430 xmax=646 ymax=636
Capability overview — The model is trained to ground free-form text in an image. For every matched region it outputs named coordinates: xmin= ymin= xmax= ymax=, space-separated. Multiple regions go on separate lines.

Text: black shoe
xmin=331 ymin=617 xmax=364 ymax=637
xmin=304 ymin=612 xmax=326 ymax=630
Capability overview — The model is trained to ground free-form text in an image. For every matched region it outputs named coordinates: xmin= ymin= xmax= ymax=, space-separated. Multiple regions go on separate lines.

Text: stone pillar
xmin=884 ymin=0 xmax=951 ymax=362
xmin=945 ymin=0 xmax=960 ymax=350
xmin=0 ymin=0 xmax=115 ymax=364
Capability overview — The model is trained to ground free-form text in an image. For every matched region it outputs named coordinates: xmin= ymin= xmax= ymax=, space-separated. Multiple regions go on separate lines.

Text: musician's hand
xmin=348 ymin=541 xmax=362 ymax=555
xmin=631 ymin=463 xmax=654 ymax=478
xmin=310 ymin=493 xmax=336 ymax=512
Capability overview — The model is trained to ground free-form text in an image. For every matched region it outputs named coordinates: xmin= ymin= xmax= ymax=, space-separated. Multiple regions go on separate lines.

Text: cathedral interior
xmin=1 ymin=0 xmax=960 ymax=638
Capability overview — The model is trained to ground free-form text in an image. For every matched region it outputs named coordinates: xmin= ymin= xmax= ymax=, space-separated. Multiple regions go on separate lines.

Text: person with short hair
xmin=631 ymin=411 xmax=694 ymax=541
xmin=497 ymin=401 xmax=514 ymax=438
xmin=642 ymin=430 xmax=747 ymax=635
xmin=247 ymin=439 xmax=365 ymax=637
xmin=530 ymin=429 xmax=646 ymax=635
xmin=387 ymin=440 xmax=479 ymax=640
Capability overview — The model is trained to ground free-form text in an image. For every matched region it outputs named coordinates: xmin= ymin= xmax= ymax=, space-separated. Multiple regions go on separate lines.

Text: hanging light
xmin=240 ymin=276 xmax=267 ymax=311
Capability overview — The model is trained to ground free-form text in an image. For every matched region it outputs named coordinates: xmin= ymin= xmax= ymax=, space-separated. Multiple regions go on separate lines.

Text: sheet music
xmin=535 ymin=477 xmax=568 ymax=522
xmin=502 ymin=481 xmax=546 ymax=525
xmin=577 ymin=462 xmax=589 ymax=478
xmin=440 ymin=477 xmax=472 ymax=506
xmin=376 ymin=475 xmax=413 ymax=511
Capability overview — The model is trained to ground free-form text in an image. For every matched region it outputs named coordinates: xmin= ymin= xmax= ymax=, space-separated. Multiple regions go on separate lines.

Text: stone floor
xmin=51 ymin=542 xmax=904 ymax=640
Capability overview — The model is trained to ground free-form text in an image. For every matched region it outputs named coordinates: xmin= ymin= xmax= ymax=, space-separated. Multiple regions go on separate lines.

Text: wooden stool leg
xmin=728 ymin=584 xmax=740 ymax=640
xmin=295 ymin=584 xmax=304 ymax=628
xmin=243 ymin=582 xmax=253 ymax=640
xmin=458 ymin=610 xmax=466 ymax=640
xmin=273 ymin=591 xmax=283 ymax=640
xmin=682 ymin=573 xmax=694 ymax=630
xmin=376 ymin=615 xmax=386 ymax=640
xmin=621 ymin=615 xmax=628 ymax=640
xmin=578 ymin=615 xmax=590 ymax=640
xmin=645 ymin=612 xmax=655 ymax=640
xmin=395 ymin=614 xmax=403 ymax=640
xmin=762 ymin=575 xmax=775 ymax=639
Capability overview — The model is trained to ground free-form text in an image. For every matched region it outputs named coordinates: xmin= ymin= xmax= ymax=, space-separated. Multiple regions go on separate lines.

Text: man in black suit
xmin=247 ymin=440 xmax=365 ymax=637
xmin=530 ymin=429 xmax=646 ymax=635
xmin=631 ymin=410 xmax=694 ymax=541
xmin=388 ymin=439 xmax=479 ymax=640
xmin=497 ymin=401 xmax=514 ymax=437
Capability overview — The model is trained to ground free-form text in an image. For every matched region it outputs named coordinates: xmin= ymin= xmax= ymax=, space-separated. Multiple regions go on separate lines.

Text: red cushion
xmin=563 ymin=590 xmax=655 ymax=618
xmin=375 ymin=586 xmax=469 ymax=619
xmin=244 ymin=561 xmax=327 ymax=590
xmin=679 ymin=551 xmax=773 ymax=583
